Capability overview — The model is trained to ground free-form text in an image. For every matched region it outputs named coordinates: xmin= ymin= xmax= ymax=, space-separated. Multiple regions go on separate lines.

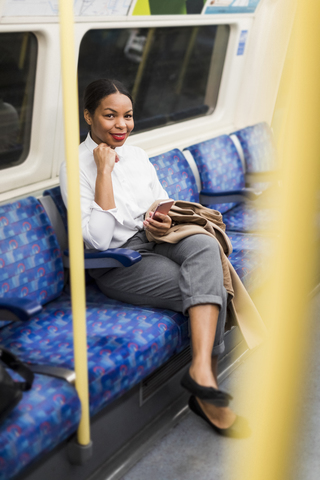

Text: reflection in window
xmin=0 ymin=33 xmax=37 ymax=170
xmin=78 ymin=25 xmax=229 ymax=140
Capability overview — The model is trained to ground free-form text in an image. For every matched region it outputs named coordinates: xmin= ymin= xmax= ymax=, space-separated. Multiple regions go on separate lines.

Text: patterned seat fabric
xmin=233 ymin=122 xmax=278 ymax=191
xmin=223 ymin=203 xmax=275 ymax=233
xmin=0 ymin=197 xmax=64 ymax=328
xmin=228 ymin=232 xmax=274 ymax=291
xmin=0 ymin=295 xmax=189 ymax=417
xmin=233 ymin=122 xmax=278 ymax=173
xmin=0 ymin=374 xmax=81 ymax=480
xmin=184 ymin=135 xmax=245 ymax=214
xmin=149 ymin=149 xmax=199 ymax=203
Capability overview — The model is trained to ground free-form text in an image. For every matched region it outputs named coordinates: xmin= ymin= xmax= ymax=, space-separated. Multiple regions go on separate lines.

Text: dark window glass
xmin=78 ymin=25 xmax=229 ymax=140
xmin=0 ymin=33 xmax=37 ymax=171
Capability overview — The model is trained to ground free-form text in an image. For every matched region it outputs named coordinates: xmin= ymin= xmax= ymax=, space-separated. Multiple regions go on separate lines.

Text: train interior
xmin=2 ymin=1 xmax=317 ymax=479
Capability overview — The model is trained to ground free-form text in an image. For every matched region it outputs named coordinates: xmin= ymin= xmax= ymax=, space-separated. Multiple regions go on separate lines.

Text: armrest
xmin=63 ymin=248 xmax=142 ymax=269
xmin=0 ymin=298 xmax=42 ymax=322
xmin=200 ymin=188 xmax=262 ymax=205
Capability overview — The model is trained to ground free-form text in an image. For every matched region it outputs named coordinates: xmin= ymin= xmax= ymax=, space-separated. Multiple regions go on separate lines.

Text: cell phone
xmin=152 ymin=200 xmax=174 ymax=218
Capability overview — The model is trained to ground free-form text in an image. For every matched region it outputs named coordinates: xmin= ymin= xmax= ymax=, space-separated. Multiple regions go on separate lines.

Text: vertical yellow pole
xmin=131 ymin=28 xmax=155 ymax=103
xmin=232 ymin=0 xmax=320 ymax=478
xmin=59 ymin=0 xmax=90 ymax=445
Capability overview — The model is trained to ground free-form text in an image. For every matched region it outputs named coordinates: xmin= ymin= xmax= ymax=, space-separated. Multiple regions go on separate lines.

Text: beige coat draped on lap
xmin=145 ymin=200 xmax=267 ymax=350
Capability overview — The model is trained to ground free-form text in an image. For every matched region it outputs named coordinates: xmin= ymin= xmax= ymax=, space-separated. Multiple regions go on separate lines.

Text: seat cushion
xmin=0 ymin=293 xmax=189 ymax=417
xmin=149 ymin=149 xmax=199 ymax=203
xmin=223 ymin=203 xmax=275 ymax=233
xmin=0 ymin=373 xmax=80 ymax=480
xmin=228 ymin=232 xmax=274 ymax=291
xmin=85 ymin=283 xmax=190 ymax=353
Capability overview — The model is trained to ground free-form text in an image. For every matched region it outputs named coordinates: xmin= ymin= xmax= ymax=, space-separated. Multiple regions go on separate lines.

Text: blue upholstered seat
xmin=232 ymin=122 xmax=278 ymax=191
xmin=149 ymin=149 xmax=199 ymax=203
xmin=184 ymin=136 xmax=276 ymax=233
xmin=228 ymin=232 xmax=274 ymax=291
xmin=223 ymin=203 xmax=275 ymax=233
xmin=0 ymin=196 xmax=189 ymax=479
xmin=233 ymin=122 xmax=277 ymax=173
xmin=0 ymin=374 xmax=81 ymax=480
xmin=0 ymin=296 xmax=189 ymax=417
xmin=183 ymin=135 xmax=244 ymax=214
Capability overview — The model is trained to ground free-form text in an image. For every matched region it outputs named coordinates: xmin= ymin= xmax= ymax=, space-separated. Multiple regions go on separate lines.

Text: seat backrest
xmin=43 ymin=186 xmax=68 ymax=232
xmin=184 ymin=135 xmax=245 ymax=214
xmin=149 ymin=148 xmax=200 ymax=203
xmin=232 ymin=122 xmax=278 ymax=174
xmin=0 ymin=197 xmax=64 ymax=305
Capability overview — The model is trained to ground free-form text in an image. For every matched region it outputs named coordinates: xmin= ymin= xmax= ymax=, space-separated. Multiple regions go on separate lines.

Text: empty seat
xmin=184 ymin=136 xmax=276 ymax=233
xmin=231 ymin=122 xmax=278 ymax=190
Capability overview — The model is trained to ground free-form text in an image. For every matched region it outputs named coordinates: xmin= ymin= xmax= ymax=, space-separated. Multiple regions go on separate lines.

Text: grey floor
xmin=120 ymin=293 xmax=320 ymax=480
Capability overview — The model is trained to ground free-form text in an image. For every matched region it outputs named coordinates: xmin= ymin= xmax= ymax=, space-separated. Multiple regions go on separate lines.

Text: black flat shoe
xmin=180 ymin=369 xmax=232 ymax=407
xmin=188 ymin=395 xmax=251 ymax=439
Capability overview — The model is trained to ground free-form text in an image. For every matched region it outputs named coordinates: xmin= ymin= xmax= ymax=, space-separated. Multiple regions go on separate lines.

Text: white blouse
xmin=60 ymin=133 xmax=168 ymax=250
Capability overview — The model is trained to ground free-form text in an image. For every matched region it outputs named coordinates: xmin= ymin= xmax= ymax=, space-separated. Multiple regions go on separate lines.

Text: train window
xmin=0 ymin=32 xmax=37 ymax=171
xmin=78 ymin=25 xmax=229 ymax=139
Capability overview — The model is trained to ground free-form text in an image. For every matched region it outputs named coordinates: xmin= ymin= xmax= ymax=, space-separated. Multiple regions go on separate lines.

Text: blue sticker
xmin=237 ymin=30 xmax=248 ymax=56
xmin=205 ymin=0 xmax=262 ymax=15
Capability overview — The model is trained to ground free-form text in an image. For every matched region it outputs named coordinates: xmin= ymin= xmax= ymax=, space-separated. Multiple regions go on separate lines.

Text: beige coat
xmin=145 ymin=200 xmax=267 ymax=349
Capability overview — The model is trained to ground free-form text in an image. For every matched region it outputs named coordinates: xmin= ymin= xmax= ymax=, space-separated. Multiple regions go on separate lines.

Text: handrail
xmin=233 ymin=0 xmax=320 ymax=478
xmin=58 ymin=0 xmax=90 ymax=447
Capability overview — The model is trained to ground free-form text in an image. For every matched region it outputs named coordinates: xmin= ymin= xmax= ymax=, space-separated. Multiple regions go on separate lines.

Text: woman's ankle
xmin=189 ymin=364 xmax=218 ymax=389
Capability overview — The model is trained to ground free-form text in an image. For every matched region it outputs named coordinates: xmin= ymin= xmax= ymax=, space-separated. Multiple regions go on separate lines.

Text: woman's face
xmin=84 ymin=92 xmax=134 ymax=148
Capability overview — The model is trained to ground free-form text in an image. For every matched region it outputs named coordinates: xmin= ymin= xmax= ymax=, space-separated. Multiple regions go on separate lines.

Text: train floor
xmin=119 ymin=292 xmax=320 ymax=480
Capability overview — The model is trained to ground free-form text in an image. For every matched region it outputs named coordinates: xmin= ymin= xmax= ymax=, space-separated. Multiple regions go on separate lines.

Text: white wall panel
xmin=234 ymin=0 xmax=296 ymax=128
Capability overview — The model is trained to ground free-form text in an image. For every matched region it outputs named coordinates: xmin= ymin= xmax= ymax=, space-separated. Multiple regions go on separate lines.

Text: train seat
xmin=227 ymin=232 xmax=274 ymax=292
xmin=149 ymin=148 xmax=200 ymax=203
xmin=0 ymin=196 xmax=190 ymax=479
xmin=230 ymin=122 xmax=279 ymax=191
xmin=183 ymin=136 xmax=276 ymax=233
xmin=0 ymin=373 xmax=81 ymax=480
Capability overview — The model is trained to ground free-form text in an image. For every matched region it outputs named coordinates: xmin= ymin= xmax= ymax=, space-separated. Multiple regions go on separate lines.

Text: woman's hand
xmin=93 ymin=143 xmax=118 ymax=211
xmin=143 ymin=211 xmax=172 ymax=236
xmin=93 ymin=143 xmax=119 ymax=175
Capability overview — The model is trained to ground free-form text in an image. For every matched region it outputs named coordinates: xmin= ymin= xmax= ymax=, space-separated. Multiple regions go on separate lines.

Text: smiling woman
xmin=59 ymin=78 xmax=249 ymax=439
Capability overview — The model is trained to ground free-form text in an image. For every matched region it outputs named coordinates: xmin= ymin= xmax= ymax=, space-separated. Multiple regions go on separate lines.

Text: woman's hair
xmin=83 ymin=78 xmax=133 ymax=115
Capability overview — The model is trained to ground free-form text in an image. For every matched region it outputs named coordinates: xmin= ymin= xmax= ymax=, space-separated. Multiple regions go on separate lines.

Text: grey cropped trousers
xmin=90 ymin=231 xmax=227 ymax=356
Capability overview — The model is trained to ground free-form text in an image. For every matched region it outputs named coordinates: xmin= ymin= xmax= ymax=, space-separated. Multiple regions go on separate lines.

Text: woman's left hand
xmin=143 ymin=212 xmax=172 ymax=236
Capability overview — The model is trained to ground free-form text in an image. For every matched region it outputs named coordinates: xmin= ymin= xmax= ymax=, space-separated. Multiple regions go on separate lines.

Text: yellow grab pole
xmin=59 ymin=0 xmax=90 ymax=446
xmin=232 ymin=1 xmax=320 ymax=479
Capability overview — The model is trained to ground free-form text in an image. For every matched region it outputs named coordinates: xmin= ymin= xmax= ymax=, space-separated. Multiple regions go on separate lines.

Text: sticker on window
xmin=237 ymin=30 xmax=248 ymax=56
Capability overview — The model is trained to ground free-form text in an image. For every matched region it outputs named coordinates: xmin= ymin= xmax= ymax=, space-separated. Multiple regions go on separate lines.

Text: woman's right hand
xmin=93 ymin=143 xmax=119 ymax=175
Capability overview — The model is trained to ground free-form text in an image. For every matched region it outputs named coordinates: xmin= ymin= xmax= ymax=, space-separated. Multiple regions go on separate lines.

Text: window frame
xmin=77 ymin=24 xmax=230 ymax=138
xmin=74 ymin=17 xmax=251 ymax=157
xmin=0 ymin=24 xmax=61 ymax=197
